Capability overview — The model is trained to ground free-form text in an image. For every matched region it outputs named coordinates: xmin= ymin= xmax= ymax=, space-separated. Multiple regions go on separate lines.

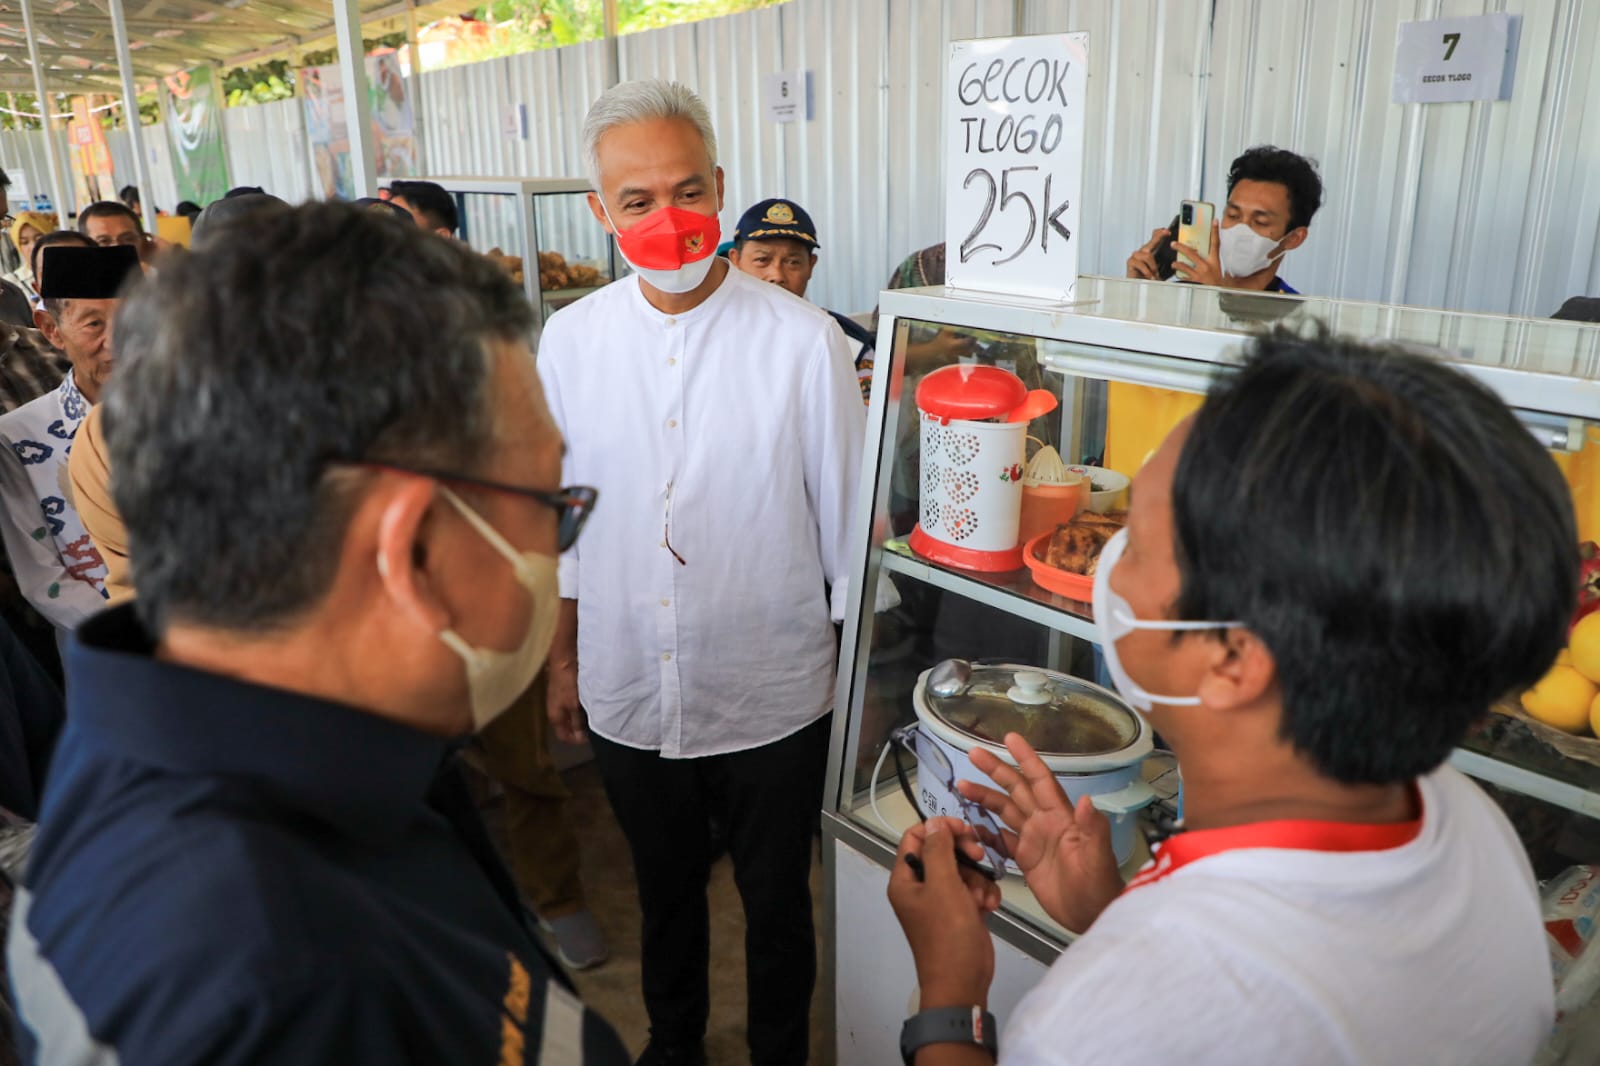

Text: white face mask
xmin=1092 ymin=528 xmax=1238 ymax=713
xmin=1219 ymin=222 xmax=1289 ymax=280
xmin=432 ymin=486 xmax=561 ymax=730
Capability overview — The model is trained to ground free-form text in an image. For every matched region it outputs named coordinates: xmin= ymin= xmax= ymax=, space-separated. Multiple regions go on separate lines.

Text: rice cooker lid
xmin=923 ymin=661 xmax=1142 ymax=759
xmin=916 ymin=363 xmax=1026 ymax=422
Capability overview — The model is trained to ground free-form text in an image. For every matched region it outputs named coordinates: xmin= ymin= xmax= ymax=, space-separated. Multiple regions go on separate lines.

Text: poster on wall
xmin=301 ymin=54 xmax=418 ymax=201
xmin=370 ymin=54 xmax=418 ymax=178
xmin=67 ymin=96 xmax=116 ymax=206
xmin=300 ymin=65 xmax=351 ymax=200
xmin=161 ymin=69 xmax=231 ymax=206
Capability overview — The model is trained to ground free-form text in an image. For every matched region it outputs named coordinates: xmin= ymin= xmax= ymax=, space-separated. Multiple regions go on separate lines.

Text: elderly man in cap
xmin=728 ymin=197 xmax=874 ymax=404
xmin=8 ymin=201 xmax=629 ymax=1065
xmin=0 ymin=245 xmax=138 ymax=634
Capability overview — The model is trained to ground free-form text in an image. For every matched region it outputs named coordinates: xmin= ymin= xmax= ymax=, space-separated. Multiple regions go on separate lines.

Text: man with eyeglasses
xmin=7 ymin=202 xmax=629 ymax=1065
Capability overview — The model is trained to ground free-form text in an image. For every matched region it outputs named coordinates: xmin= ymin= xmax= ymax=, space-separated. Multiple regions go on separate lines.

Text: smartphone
xmin=1177 ymin=200 xmax=1214 ymax=267
xmin=1153 ymin=214 xmax=1180 ymax=280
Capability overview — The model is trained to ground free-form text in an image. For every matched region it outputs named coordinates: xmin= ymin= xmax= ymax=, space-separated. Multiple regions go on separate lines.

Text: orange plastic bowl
xmin=1023 ymin=530 xmax=1094 ymax=601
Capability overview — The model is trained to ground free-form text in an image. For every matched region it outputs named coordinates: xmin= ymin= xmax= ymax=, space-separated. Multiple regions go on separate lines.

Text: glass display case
xmin=420 ymin=177 xmax=619 ymax=332
xmin=822 ymin=276 xmax=1600 ymax=1064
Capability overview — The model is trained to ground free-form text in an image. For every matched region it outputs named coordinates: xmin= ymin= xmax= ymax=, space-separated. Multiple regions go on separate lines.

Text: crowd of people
xmin=0 ymin=75 xmax=1581 ymax=1066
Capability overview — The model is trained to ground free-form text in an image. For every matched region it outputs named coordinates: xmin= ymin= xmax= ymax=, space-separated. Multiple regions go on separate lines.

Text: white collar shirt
xmin=0 ymin=371 xmax=109 ymax=632
xmin=536 ymin=264 xmax=866 ymax=759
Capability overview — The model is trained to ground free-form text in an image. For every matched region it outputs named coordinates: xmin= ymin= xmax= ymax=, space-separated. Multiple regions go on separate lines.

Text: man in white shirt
xmin=538 ymin=79 xmax=864 ymax=1066
xmin=888 ymin=330 xmax=1567 ymax=1065
xmin=0 ymin=245 xmax=138 ymax=635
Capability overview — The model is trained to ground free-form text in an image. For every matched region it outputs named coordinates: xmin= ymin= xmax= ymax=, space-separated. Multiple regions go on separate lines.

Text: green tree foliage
xmin=447 ymin=0 xmax=786 ymax=67
xmin=215 ymin=0 xmax=782 ymax=105
xmin=221 ymin=31 xmax=408 ymax=108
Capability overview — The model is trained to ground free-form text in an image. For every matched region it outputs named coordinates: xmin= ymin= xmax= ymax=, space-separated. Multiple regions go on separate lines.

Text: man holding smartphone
xmin=1126 ymin=145 xmax=1323 ymax=294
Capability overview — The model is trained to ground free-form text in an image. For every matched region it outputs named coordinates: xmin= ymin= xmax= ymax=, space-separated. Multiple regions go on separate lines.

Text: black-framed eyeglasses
xmin=345 ymin=460 xmax=598 ymax=552
xmin=890 ymin=725 xmax=1010 ymax=881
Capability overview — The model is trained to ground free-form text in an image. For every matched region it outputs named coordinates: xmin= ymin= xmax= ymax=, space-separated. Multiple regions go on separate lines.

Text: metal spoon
xmin=927 ymin=658 xmax=972 ymax=698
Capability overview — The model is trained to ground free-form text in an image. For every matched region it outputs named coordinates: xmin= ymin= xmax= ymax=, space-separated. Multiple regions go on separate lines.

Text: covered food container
xmin=909 ymin=364 xmax=1057 ymax=572
xmin=909 ymin=659 xmax=1155 ymax=865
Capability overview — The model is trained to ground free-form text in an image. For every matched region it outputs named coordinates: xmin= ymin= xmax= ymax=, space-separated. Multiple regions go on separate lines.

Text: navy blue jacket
xmin=8 ymin=605 xmax=629 ymax=1064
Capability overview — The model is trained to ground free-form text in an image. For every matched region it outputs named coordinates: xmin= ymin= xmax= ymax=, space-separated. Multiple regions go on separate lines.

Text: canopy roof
xmin=0 ymin=1 xmax=475 ymax=94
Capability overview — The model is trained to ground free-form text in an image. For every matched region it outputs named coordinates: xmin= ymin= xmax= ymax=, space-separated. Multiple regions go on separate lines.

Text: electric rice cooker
xmin=910 ymin=658 xmax=1155 ymax=866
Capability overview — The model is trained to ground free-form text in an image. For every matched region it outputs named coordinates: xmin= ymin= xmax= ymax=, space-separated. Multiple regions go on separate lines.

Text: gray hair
xmin=583 ymin=79 xmax=719 ymax=192
xmin=105 ymin=200 xmax=534 ymax=635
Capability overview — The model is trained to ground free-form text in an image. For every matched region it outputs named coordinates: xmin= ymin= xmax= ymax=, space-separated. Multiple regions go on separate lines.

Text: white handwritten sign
xmin=945 ymin=33 xmax=1087 ymax=303
xmin=1394 ymin=14 xmax=1518 ymax=104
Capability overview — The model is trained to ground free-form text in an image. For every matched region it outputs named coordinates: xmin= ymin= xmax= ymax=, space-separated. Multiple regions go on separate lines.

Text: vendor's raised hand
xmin=1172 ymin=219 xmax=1225 ymax=288
xmin=958 ymin=733 xmax=1123 ymax=934
xmin=887 ymin=818 xmax=1001 ymax=1009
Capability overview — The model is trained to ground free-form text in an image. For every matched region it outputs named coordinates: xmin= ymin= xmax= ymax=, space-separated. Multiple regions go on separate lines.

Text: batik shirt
xmin=0 ymin=371 xmax=108 ymax=632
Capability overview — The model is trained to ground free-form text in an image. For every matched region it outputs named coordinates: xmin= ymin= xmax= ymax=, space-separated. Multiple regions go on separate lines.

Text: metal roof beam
xmin=0 ymin=13 xmax=285 ymax=36
xmin=0 ymin=37 xmax=228 ymax=62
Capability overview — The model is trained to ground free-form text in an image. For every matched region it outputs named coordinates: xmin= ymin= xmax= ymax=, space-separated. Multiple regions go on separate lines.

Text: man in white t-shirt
xmin=888 ymin=329 xmax=1571 ymax=1065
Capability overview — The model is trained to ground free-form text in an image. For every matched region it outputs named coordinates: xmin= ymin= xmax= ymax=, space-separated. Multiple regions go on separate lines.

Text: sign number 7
xmin=1442 ymin=32 xmax=1461 ymax=60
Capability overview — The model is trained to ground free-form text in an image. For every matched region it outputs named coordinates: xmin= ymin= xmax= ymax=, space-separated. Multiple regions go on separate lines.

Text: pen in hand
xmin=904 ymin=849 xmax=1000 ymax=883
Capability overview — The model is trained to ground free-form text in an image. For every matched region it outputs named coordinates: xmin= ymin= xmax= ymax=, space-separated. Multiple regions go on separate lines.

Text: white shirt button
xmin=667 ymin=357 xmax=677 ymax=366
xmin=659 ymin=539 xmax=668 ymax=548
xmin=661 ymin=652 xmax=672 ymax=662
xmin=660 ymin=598 xmax=670 ymax=607
xmin=665 ymin=318 xmax=676 ymax=328
xmin=667 ymin=418 xmax=678 ymax=429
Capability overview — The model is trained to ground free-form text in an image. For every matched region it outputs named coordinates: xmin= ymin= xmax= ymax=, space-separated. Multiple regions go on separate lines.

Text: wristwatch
xmin=899 ymin=1005 xmax=998 ymax=1063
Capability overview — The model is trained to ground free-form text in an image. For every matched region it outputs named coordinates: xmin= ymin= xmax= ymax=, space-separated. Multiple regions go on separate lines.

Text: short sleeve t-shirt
xmin=1000 ymin=766 xmax=1553 ymax=1065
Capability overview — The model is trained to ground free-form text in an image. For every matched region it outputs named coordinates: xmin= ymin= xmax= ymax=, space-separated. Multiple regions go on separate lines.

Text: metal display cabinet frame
xmin=822 ymin=276 xmax=1600 ymax=981
xmin=418 ymin=176 xmax=619 ymax=331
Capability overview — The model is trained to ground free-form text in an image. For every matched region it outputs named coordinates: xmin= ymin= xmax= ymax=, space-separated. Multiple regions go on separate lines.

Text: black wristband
xmin=899 ymin=1005 xmax=998 ymax=1064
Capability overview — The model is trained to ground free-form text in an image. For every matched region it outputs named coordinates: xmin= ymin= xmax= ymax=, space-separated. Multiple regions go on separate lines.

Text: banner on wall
xmin=162 ymin=69 xmax=231 ymax=205
xmin=66 ymin=96 xmax=115 ymax=207
xmin=301 ymin=53 xmax=418 ymax=201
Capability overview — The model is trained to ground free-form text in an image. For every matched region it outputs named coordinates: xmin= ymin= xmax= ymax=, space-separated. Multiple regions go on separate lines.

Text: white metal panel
xmin=782 ymin=0 xmax=892 ymax=315
xmin=147 ymin=0 xmax=1600 ymax=323
xmin=415 ymin=46 xmax=608 ymax=177
xmin=102 ymin=130 xmax=162 ymax=216
xmin=1207 ymin=0 xmax=1600 ymax=317
xmin=222 ymin=97 xmax=313 ymax=204
xmin=0 ymin=128 xmax=71 ymax=212
xmin=1024 ymin=1 xmax=1212 ymax=288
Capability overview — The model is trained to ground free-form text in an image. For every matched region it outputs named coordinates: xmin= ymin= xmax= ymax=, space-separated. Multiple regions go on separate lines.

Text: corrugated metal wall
xmin=1205 ymin=0 xmax=1600 ymax=318
xmin=407 ymin=0 xmax=1600 ymax=318
xmin=223 ymin=97 xmax=313 ymax=205
xmin=0 ymin=127 xmax=76 ymax=211
xmin=1 ymin=0 xmax=1596 ymax=319
xmin=0 ymin=121 xmax=182 ymax=216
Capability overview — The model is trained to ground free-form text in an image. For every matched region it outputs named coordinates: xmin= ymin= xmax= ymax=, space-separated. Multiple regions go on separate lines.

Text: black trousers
xmin=591 ymin=714 xmax=830 ymax=1066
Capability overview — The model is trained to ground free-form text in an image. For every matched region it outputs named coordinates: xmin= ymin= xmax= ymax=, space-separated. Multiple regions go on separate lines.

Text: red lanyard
xmin=1126 ymin=791 xmax=1424 ymax=893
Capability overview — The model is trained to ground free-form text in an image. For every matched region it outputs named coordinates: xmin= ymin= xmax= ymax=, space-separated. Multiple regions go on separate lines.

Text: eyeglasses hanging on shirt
xmin=664 ymin=479 xmax=687 ymax=566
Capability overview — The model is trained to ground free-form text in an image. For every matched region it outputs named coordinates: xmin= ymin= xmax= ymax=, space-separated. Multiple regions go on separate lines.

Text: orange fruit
xmin=1524 ymin=664 xmax=1598 ymax=734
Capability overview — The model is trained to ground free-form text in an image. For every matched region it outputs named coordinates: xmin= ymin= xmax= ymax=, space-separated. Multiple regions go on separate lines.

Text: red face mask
xmin=605 ymin=204 xmax=722 ymax=294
